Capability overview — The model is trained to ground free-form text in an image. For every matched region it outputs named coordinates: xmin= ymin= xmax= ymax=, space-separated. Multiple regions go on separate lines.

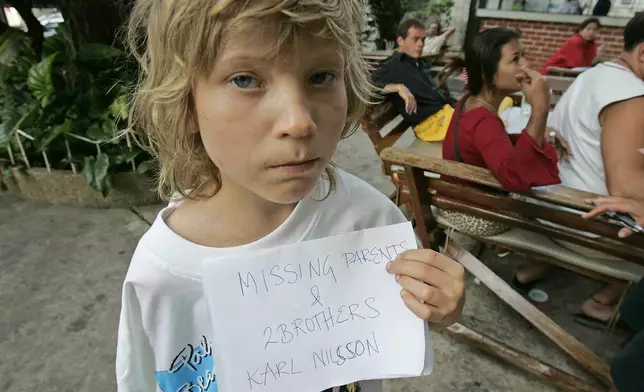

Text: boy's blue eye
xmin=231 ymin=75 xmax=261 ymax=89
xmin=309 ymin=72 xmax=335 ymax=85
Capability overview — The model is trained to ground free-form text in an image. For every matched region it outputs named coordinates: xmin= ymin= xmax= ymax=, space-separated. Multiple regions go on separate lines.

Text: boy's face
xmin=194 ymin=27 xmax=348 ymax=204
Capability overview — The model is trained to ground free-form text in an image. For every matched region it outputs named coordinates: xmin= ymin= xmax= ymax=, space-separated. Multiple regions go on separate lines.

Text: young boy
xmin=117 ymin=1 xmax=466 ymax=391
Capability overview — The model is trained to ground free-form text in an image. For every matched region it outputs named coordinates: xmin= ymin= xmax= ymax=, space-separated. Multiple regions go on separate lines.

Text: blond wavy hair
xmin=126 ymin=0 xmax=373 ymax=201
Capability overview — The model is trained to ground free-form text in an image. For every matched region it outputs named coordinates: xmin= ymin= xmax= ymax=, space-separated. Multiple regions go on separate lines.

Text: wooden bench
xmin=380 ymin=136 xmax=644 ymax=391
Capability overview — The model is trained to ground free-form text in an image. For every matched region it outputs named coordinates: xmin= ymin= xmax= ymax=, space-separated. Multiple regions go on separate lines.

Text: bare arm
xmin=600 ymin=96 xmax=644 ymax=198
xmin=381 ymin=84 xmax=404 ymax=94
xmin=442 ymin=27 xmax=456 ymax=40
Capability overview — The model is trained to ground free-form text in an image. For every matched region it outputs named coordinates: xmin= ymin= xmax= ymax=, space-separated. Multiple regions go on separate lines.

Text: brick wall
xmin=480 ymin=18 xmax=623 ymax=70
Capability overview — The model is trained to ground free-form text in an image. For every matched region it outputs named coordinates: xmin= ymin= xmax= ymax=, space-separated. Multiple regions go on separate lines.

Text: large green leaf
xmin=0 ymin=103 xmax=40 ymax=146
xmin=43 ymin=24 xmax=76 ymax=61
xmin=109 ymin=95 xmax=129 ymax=120
xmin=0 ymin=112 xmax=20 ymax=146
xmin=78 ymin=44 xmax=123 ymax=63
xmin=27 ymin=54 xmax=57 ymax=107
xmin=81 ymin=156 xmax=95 ymax=188
xmin=86 ymin=119 xmax=116 ymax=142
xmin=39 ymin=118 xmax=72 ymax=150
xmin=109 ymin=150 xmax=140 ymax=166
xmin=137 ymin=160 xmax=155 ymax=176
xmin=81 ymin=153 xmax=111 ymax=196
xmin=94 ymin=153 xmax=111 ymax=196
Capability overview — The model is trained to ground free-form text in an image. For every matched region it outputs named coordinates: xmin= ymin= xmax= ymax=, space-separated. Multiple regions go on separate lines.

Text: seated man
xmin=372 ymin=18 xmax=456 ymax=142
xmin=584 ymin=196 xmax=644 ymax=392
xmin=423 ymin=22 xmax=456 ymax=57
xmin=518 ymin=12 xmax=644 ymax=326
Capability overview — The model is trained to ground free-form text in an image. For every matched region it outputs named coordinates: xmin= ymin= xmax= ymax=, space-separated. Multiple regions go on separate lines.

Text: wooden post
xmin=446 ymin=323 xmax=605 ymax=392
xmin=405 ymin=166 xmax=431 ymax=249
xmin=445 ymin=242 xmax=614 ymax=389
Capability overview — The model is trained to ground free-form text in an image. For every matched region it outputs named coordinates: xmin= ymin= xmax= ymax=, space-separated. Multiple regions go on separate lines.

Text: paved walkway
xmin=0 ymin=131 xmax=623 ymax=391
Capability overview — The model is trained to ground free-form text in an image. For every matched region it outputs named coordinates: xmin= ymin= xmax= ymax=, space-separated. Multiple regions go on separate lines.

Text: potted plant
xmin=0 ymin=24 xmax=159 ymax=207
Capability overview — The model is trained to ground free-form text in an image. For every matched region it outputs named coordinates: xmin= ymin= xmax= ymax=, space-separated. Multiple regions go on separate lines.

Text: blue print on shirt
xmin=156 ymin=335 xmax=217 ymax=392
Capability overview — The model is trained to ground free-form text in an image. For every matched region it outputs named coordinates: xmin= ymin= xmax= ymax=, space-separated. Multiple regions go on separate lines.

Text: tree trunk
xmin=7 ymin=0 xmax=44 ymax=55
xmin=55 ymin=0 xmax=134 ymax=47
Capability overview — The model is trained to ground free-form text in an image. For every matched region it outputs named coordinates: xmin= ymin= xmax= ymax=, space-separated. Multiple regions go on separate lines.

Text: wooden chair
xmin=381 ymin=138 xmax=644 ymax=392
xmin=547 ymin=75 xmax=576 ymax=109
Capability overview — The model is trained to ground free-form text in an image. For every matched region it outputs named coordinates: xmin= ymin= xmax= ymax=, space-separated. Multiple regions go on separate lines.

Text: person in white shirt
xmin=116 ymin=1 xmax=467 ymax=391
xmin=422 ymin=22 xmax=455 ymax=57
xmin=516 ymin=12 xmax=644 ymax=327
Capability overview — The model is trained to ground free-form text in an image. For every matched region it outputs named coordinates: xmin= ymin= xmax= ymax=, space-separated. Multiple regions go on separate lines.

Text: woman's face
xmin=579 ymin=22 xmax=599 ymax=41
xmin=493 ymin=39 xmax=528 ymax=93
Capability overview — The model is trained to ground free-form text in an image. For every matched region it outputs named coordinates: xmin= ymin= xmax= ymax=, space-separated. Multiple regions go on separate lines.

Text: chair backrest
xmin=380 ymin=146 xmax=644 ymax=266
xmin=546 ymin=76 xmax=575 ymax=109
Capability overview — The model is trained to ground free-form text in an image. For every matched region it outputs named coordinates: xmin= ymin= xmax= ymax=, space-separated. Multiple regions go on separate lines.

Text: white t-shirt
xmin=116 ymin=169 xmax=433 ymax=392
xmin=422 ymin=34 xmax=447 ymax=56
xmin=548 ymin=62 xmax=644 ymax=195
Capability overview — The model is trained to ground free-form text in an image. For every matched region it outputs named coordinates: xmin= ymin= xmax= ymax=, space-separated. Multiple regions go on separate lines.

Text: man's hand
xmin=382 ymin=83 xmax=417 ymax=114
xmin=397 ymin=84 xmax=417 ymax=114
xmin=583 ymin=196 xmax=644 ymax=238
xmin=386 ymin=249 xmax=465 ymax=328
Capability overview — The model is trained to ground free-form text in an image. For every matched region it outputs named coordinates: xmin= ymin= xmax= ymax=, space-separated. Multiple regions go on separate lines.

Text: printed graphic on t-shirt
xmin=155 ymin=335 xmax=217 ymax=392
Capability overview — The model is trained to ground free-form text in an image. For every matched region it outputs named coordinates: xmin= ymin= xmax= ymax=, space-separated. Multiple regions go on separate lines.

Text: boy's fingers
xmin=389 ymin=260 xmax=454 ymax=290
xmin=618 ymin=228 xmax=634 ymax=238
xmin=400 ymin=289 xmax=444 ymax=323
xmin=398 ymin=249 xmax=465 ymax=279
xmin=397 ymin=275 xmax=449 ymax=309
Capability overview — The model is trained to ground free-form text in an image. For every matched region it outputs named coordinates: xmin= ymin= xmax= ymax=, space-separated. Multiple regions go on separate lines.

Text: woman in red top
xmin=540 ymin=18 xmax=602 ymax=74
xmin=442 ymin=28 xmax=560 ymax=193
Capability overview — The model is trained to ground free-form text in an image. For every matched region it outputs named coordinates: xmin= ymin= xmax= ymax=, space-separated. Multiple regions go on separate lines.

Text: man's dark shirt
xmin=372 ymin=52 xmax=456 ymax=126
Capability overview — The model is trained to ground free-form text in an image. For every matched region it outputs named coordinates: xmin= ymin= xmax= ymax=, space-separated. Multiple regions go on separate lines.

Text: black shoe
xmin=511 ymin=276 xmax=540 ymax=296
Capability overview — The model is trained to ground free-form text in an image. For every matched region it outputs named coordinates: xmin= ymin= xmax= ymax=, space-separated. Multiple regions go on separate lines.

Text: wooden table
xmin=547 ymin=67 xmax=587 ymax=77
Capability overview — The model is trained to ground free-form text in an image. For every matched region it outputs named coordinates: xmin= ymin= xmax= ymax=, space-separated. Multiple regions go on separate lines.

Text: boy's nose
xmin=273 ymin=96 xmax=316 ymax=139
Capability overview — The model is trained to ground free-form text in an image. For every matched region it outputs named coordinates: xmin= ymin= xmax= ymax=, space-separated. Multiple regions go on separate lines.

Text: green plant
xmin=0 ymin=24 xmax=153 ymax=196
xmin=403 ymin=0 xmax=455 ymax=26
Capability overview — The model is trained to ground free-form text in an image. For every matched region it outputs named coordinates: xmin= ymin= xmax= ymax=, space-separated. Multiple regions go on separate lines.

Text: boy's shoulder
xmin=331 ymin=168 xmax=395 ymax=206
xmin=317 ymin=168 xmax=407 ymax=230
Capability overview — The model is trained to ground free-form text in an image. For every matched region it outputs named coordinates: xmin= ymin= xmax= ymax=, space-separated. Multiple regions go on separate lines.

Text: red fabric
xmin=540 ymin=34 xmax=597 ymax=74
xmin=442 ymin=100 xmax=561 ymax=193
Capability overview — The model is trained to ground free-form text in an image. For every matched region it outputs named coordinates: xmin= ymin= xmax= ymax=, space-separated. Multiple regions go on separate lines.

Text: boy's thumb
xmin=639 ymin=148 xmax=644 ymax=155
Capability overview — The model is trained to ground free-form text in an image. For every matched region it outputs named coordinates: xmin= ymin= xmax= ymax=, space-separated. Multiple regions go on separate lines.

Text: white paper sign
xmin=201 ymin=222 xmax=427 ymax=392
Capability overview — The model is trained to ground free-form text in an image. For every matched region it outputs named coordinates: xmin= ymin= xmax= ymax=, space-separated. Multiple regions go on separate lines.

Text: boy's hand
xmin=387 ymin=249 xmax=465 ymax=328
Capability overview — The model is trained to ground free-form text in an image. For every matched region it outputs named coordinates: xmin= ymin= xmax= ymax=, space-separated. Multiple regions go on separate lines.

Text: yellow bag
xmin=413 ymin=103 xmax=455 ymax=142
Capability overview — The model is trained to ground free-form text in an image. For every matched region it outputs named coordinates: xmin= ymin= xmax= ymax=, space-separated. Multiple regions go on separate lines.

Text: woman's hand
xmin=547 ymin=127 xmax=573 ymax=161
xmin=517 ymin=66 xmax=550 ymax=114
xmin=387 ymin=249 xmax=466 ymax=328
xmin=583 ymin=196 xmax=644 ymax=238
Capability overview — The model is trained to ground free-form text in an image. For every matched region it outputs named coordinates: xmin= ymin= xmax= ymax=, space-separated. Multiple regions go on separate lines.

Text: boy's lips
xmin=268 ymin=158 xmax=321 ymax=174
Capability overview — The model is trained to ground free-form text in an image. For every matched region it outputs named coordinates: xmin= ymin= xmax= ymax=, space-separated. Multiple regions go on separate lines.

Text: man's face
xmin=397 ymin=26 xmax=425 ymax=58
xmin=193 ymin=26 xmax=348 ymax=205
xmin=428 ymin=23 xmax=439 ymax=37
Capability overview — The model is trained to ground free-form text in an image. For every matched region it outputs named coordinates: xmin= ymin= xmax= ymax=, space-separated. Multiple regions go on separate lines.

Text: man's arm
xmin=441 ymin=27 xmax=456 ymax=40
xmin=600 ymin=96 xmax=644 ymax=198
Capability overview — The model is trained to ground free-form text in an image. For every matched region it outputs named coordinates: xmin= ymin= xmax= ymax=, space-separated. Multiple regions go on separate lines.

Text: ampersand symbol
xmin=310 ymin=285 xmax=323 ymax=307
